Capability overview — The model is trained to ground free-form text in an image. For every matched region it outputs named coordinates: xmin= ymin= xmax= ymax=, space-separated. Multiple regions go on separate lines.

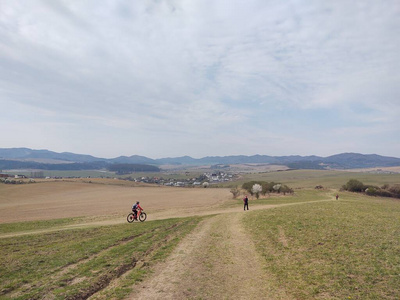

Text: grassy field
xmin=1 ymin=169 xmax=399 ymax=299
xmin=0 ymin=217 xmax=204 ymax=300
xmin=219 ymin=169 xmax=400 ymax=189
xmin=243 ymin=193 xmax=400 ymax=299
xmin=6 ymin=168 xmax=400 ymax=190
xmin=0 ymin=217 xmax=87 ymax=235
xmin=221 ymin=188 xmax=336 ymax=209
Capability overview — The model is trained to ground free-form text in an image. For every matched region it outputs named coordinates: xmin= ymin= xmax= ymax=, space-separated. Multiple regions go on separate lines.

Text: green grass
xmin=218 ymin=169 xmax=400 ymax=189
xmin=222 ymin=188 xmax=337 ymax=209
xmin=0 ymin=217 xmax=204 ymax=299
xmin=243 ymin=193 xmax=400 ymax=299
xmin=0 ymin=217 xmax=88 ymax=235
xmin=253 ymin=189 xmax=333 ymax=204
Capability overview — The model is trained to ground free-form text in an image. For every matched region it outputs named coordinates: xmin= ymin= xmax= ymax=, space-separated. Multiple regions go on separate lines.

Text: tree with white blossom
xmin=252 ymin=183 xmax=262 ymax=199
xmin=273 ymin=184 xmax=282 ymax=193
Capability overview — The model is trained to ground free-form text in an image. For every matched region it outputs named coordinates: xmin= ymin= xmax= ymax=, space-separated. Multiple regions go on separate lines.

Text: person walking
xmin=336 ymin=194 xmax=339 ymax=200
xmin=243 ymin=195 xmax=249 ymax=211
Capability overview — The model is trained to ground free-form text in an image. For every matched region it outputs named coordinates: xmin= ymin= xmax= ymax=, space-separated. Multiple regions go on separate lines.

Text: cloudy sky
xmin=1 ymin=0 xmax=399 ymax=159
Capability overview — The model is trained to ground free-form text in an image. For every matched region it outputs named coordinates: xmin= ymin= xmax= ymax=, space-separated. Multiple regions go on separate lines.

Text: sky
xmin=1 ymin=0 xmax=399 ymax=159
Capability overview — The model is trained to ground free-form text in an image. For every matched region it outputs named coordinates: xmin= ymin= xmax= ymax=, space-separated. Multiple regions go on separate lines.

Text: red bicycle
xmin=127 ymin=208 xmax=147 ymax=223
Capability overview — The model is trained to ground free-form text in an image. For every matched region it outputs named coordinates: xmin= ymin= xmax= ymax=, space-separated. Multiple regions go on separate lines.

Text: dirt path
xmin=2 ymin=197 xmax=334 ymax=298
xmin=129 ymin=213 xmax=291 ymax=300
xmin=0 ymin=200 xmax=332 ymax=239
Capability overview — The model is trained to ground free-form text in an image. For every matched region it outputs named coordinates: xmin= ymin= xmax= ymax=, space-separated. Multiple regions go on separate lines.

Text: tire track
xmin=12 ymin=224 xmax=177 ymax=300
xmin=130 ymin=213 xmax=292 ymax=299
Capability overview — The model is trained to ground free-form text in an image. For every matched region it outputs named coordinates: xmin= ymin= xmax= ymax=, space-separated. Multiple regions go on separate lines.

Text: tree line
xmin=107 ymin=164 xmax=160 ymax=174
xmin=240 ymin=181 xmax=294 ymax=198
xmin=0 ymin=160 xmax=107 ymax=170
xmin=342 ymin=179 xmax=400 ymax=198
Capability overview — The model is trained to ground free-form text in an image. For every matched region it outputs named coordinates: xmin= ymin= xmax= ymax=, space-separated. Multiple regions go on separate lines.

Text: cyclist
xmin=132 ymin=201 xmax=143 ymax=220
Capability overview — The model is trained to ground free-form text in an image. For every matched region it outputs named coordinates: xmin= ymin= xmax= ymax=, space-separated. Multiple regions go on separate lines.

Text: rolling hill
xmin=1 ymin=148 xmax=400 ymax=170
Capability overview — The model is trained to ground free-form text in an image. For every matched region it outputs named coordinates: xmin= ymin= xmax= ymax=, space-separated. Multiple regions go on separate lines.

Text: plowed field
xmin=0 ymin=180 xmax=231 ymax=223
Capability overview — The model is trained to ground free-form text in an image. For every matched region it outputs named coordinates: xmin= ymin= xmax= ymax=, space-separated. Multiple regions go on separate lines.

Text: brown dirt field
xmin=0 ymin=181 xmax=230 ymax=224
xmin=342 ymin=166 xmax=400 ymax=173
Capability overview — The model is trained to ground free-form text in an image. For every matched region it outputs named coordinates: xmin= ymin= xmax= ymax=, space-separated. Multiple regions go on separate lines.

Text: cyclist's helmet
xmin=136 ymin=201 xmax=140 ymax=204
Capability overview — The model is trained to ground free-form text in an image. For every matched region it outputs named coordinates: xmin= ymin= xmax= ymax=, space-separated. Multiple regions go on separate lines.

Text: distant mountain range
xmin=1 ymin=148 xmax=400 ymax=170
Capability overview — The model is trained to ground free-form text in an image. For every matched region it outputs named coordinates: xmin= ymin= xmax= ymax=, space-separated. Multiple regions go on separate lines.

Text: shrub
xmin=343 ymin=179 xmax=365 ymax=192
xmin=263 ymin=182 xmax=278 ymax=194
xmin=242 ymin=181 xmax=255 ymax=195
xmin=376 ymin=189 xmax=395 ymax=198
xmin=365 ymin=187 xmax=378 ymax=196
xmin=381 ymin=184 xmax=390 ymax=190
xmin=281 ymin=185 xmax=294 ymax=195
xmin=230 ymin=187 xmax=240 ymax=199
xmin=343 ymin=181 xmax=400 ymax=199
xmin=388 ymin=185 xmax=400 ymax=198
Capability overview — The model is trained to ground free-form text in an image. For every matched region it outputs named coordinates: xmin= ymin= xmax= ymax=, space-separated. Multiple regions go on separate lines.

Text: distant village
xmin=125 ymin=171 xmax=236 ymax=187
xmin=0 ymin=173 xmax=34 ymax=184
xmin=0 ymin=171 xmax=238 ymax=186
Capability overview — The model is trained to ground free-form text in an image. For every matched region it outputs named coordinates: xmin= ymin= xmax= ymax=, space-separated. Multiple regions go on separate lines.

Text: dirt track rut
xmin=130 ymin=212 xmax=290 ymax=299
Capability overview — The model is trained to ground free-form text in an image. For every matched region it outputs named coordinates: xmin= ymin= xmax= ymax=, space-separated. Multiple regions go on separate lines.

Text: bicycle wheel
xmin=127 ymin=213 xmax=135 ymax=223
xmin=139 ymin=212 xmax=147 ymax=222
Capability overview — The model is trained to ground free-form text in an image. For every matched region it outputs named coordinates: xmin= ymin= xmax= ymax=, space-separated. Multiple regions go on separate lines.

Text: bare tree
xmin=230 ymin=187 xmax=240 ymax=198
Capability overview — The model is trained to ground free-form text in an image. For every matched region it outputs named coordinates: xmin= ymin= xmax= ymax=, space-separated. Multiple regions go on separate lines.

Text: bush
xmin=343 ymin=179 xmax=365 ymax=192
xmin=376 ymin=189 xmax=395 ymax=198
xmin=281 ymin=185 xmax=294 ymax=195
xmin=230 ymin=187 xmax=240 ymax=198
xmin=388 ymin=185 xmax=400 ymax=197
xmin=365 ymin=186 xmax=378 ymax=196
xmin=343 ymin=180 xmax=400 ymax=199
xmin=263 ymin=182 xmax=278 ymax=194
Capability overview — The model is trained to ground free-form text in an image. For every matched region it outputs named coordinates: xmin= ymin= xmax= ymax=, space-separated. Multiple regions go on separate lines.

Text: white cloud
xmin=0 ymin=0 xmax=399 ymax=158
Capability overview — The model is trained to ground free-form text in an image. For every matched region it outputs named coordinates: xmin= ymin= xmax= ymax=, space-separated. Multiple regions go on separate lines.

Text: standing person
xmin=336 ymin=194 xmax=339 ymax=200
xmin=243 ymin=195 xmax=249 ymax=211
xmin=132 ymin=201 xmax=142 ymax=220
